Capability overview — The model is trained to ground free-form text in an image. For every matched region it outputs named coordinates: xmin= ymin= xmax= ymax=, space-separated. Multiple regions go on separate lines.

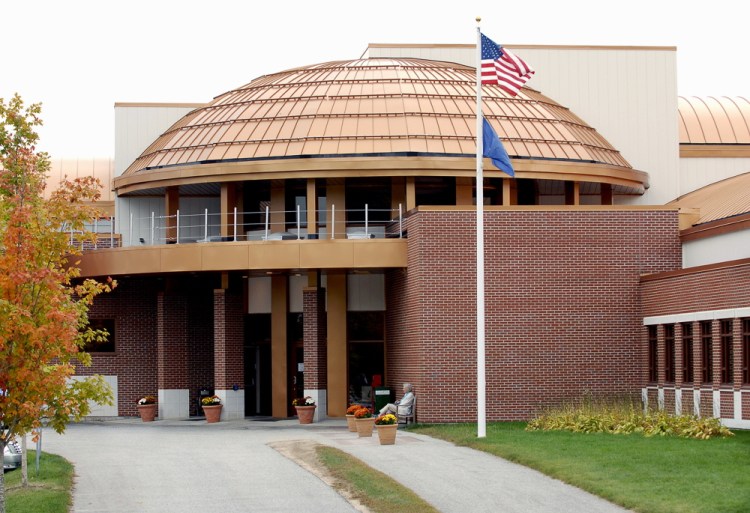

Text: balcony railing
xmin=70 ymin=204 xmax=405 ymax=249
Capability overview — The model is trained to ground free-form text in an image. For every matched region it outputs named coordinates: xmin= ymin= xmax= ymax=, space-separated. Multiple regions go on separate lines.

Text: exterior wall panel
xmin=386 ymin=207 xmax=680 ymax=421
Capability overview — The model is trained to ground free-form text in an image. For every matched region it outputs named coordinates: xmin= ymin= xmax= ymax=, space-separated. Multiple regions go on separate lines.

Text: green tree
xmin=0 ymin=94 xmax=115 ymax=512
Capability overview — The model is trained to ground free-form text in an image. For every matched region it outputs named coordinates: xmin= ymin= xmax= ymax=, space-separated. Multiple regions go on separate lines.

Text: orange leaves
xmin=0 ymin=94 xmax=114 ymax=443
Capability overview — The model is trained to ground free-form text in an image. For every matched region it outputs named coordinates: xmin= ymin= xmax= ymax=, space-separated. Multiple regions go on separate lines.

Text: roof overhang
xmin=114 ymin=155 xmax=648 ymax=196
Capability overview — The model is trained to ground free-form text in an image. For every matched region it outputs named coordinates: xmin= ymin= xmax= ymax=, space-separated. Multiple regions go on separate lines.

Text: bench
xmin=397 ymin=395 xmax=416 ymax=426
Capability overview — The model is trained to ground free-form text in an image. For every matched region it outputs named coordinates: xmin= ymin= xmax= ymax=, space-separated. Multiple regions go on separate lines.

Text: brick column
xmin=157 ymin=292 xmax=190 ymax=419
xmin=303 ymin=286 xmax=327 ymax=421
xmin=214 ymin=289 xmax=244 ymax=420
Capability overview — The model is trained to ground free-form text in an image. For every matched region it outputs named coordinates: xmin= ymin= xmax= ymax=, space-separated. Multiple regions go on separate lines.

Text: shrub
xmin=527 ymin=395 xmax=733 ymax=439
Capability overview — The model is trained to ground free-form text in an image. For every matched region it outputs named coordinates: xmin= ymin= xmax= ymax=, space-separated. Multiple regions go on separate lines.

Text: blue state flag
xmin=482 ymin=118 xmax=514 ymax=177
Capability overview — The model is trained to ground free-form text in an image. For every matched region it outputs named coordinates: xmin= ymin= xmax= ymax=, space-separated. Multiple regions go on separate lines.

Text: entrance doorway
xmin=245 ymin=315 xmax=272 ymax=416
xmin=288 ymin=313 xmax=304 ymax=416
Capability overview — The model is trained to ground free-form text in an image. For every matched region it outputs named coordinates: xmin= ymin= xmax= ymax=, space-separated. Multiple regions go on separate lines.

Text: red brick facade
xmin=386 ymin=208 xmax=681 ymax=421
xmin=303 ymin=288 xmax=327 ymax=389
xmin=641 ymin=259 xmax=750 ymax=422
xmin=213 ymin=289 xmax=244 ymax=391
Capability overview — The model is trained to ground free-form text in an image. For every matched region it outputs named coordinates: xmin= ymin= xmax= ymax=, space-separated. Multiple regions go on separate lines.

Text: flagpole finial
xmin=476 ymin=16 xmax=481 ymax=23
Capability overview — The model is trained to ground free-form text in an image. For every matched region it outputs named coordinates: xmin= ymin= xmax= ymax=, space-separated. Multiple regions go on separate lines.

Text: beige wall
xmin=114 ymin=103 xmax=204 ymax=178
xmin=366 ymin=44 xmax=680 ymax=206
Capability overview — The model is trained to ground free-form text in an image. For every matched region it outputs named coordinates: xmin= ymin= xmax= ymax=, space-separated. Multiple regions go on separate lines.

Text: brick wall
xmin=641 ymin=260 xmax=750 ymax=317
xmin=386 ymin=208 xmax=680 ymax=421
xmin=76 ymin=278 xmax=159 ymax=416
xmin=214 ymin=289 xmax=243 ymax=390
xmin=83 ymin=275 xmax=218 ymax=416
xmin=303 ymin=288 xmax=327 ymax=389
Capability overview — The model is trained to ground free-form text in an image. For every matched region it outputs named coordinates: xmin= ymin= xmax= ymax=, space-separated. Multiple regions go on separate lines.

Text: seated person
xmin=379 ymin=383 xmax=414 ymax=416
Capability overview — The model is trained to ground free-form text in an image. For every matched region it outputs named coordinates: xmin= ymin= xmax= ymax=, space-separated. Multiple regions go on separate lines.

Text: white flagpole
xmin=475 ymin=18 xmax=487 ymax=439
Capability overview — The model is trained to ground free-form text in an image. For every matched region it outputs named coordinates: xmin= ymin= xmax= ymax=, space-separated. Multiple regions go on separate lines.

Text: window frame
xmin=701 ymin=321 xmax=713 ymax=384
xmin=681 ymin=322 xmax=694 ymax=384
xmin=664 ymin=324 xmax=675 ymax=383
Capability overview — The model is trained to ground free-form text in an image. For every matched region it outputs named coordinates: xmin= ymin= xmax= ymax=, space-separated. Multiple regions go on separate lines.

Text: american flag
xmin=480 ymin=33 xmax=534 ymax=96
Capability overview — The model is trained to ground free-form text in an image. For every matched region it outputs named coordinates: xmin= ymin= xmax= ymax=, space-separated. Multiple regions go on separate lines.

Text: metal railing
xmin=71 ymin=204 xmax=405 ymax=249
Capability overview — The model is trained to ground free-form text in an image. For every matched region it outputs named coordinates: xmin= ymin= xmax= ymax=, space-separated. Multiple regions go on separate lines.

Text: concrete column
xmin=303 ymin=285 xmax=327 ymax=422
xmin=327 ymin=180 xmax=345 ymax=239
xmin=220 ymin=183 xmax=238 ymax=239
xmin=326 ymin=273 xmax=347 ymax=416
xmin=564 ymin=181 xmax=580 ymax=205
xmin=405 ymin=177 xmax=416 ymax=211
xmin=214 ymin=289 xmax=244 ymax=420
xmin=157 ymin=292 xmax=190 ymax=419
xmin=271 ymin=275 xmax=288 ymax=417
xmin=165 ymin=186 xmax=179 ymax=243
xmin=502 ymin=179 xmax=511 ymax=206
xmin=271 ymin=182 xmax=285 ymax=233
xmin=456 ymin=177 xmax=473 ymax=205
xmin=306 ymin=178 xmax=317 ymax=236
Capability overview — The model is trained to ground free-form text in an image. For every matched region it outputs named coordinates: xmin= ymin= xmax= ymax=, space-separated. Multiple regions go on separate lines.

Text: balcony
xmin=71 ymin=206 xmax=409 ymax=277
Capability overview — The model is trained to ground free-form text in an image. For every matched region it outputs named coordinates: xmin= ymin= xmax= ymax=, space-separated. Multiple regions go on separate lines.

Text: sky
xmin=3 ymin=0 xmax=748 ymax=158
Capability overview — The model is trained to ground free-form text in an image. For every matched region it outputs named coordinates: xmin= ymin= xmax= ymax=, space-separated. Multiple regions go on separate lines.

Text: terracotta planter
xmin=345 ymin=414 xmax=357 ymax=432
xmin=376 ymin=423 xmax=397 ymax=445
xmin=295 ymin=405 xmax=316 ymax=424
xmin=202 ymin=404 xmax=223 ymax=423
xmin=355 ymin=417 xmax=375 ymax=437
xmin=137 ymin=404 xmax=157 ymax=422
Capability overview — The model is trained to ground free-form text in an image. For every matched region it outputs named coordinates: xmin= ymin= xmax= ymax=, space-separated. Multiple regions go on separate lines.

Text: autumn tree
xmin=0 ymin=94 xmax=115 ymax=512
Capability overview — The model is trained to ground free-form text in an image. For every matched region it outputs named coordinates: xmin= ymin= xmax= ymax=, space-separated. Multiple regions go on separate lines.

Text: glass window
xmin=682 ymin=323 xmax=694 ymax=384
xmin=743 ymin=319 xmax=750 ymax=384
xmin=720 ymin=320 xmax=734 ymax=384
xmin=701 ymin=321 xmax=713 ymax=384
xmin=664 ymin=324 xmax=675 ymax=383
xmin=648 ymin=326 xmax=657 ymax=383
xmin=83 ymin=319 xmax=115 ymax=353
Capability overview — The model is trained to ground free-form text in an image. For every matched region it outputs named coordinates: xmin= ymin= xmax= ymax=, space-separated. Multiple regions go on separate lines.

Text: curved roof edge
xmin=113 ymin=155 xmax=647 ymax=196
xmin=679 ymin=96 xmax=750 ymax=147
xmin=670 ymin=171 xmax=750 ymax=239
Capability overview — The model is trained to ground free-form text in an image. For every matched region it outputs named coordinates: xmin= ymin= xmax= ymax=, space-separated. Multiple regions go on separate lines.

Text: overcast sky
xmin=3 ymin=0 xmax=748 ymax=158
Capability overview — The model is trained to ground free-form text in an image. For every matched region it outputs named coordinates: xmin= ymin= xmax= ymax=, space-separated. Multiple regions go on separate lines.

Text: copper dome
xmin=679 ymin=96 xmax=750 ymax=144
xmin=116 ymin=58 xmax=645 ymax=194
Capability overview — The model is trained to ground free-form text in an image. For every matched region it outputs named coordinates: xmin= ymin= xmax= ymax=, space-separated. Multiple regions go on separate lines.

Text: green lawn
xmin=410 ymin=422 xmax=750 ymax=513
xmin=317 ymin=445 xmax=439 ymax=513
xmin=4 ymin=452 xmax=73 ymax=513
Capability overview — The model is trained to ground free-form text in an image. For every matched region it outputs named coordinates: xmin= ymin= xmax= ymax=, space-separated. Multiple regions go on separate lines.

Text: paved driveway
xmin=43 ymin=419 xmax=358 ymax=513
xmin=44 ymin=418 xmax=629 ymax=513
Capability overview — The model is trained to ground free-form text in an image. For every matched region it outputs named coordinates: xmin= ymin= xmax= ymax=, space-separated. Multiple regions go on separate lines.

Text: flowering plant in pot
xmin=136 ymin=395 xmax=157 ymax=422
xmin=292 ymin=396 xmax=316 ymax=407
xmin=374 ymin=413 xmax=397 ymax=425
xmin=345 ymin=404 xmax=361 ymax=432
xmin=375 ymin=413 xmax=398 ymax=445
xmin=353 ymin=406 xmax=375 ymax=437
xmin=201 ymin=395 xmax=223 ymax=423
xmin=293 ymin=396 xmax=316 ymax=424
xmin=201 ymin=395 xmax=222 ymax=406
xmin=353 ymin=406 xmax=372 ymax=419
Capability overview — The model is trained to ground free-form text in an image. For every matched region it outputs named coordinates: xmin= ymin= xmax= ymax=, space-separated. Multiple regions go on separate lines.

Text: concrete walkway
xmin=43 ymin=418 xmax=629 ymax=513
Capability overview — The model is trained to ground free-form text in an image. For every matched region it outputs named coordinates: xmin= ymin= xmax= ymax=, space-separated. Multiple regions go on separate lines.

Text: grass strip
xmin=410 ymin=422 xmax=750 ymax=513
xmin=4 ymin=452 xmax=73 ymax=513
xmin=316 ymin=445 xmax=439 ymax=513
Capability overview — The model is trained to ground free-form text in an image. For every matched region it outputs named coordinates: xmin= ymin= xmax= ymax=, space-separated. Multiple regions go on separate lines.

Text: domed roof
xmin=678 ymin=96 xmax=750 ymax=144
xmin=117 ymin=58 xmax=646 ymax=195
xmin=670 ymin=171 xmax=750 ymax=226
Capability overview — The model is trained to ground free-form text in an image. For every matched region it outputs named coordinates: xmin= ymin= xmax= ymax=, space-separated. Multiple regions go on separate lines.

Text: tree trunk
xmin=0 ymin=442 xmax=6 ymax=513
xmin=21 ymin=435 xmax=28 ymax=487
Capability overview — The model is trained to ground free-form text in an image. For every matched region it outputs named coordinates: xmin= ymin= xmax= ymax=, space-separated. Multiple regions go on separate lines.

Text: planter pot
xmin=355 ymin=417 xmax=375 ymax=437
xmin=202 ymin=404 xmax=223 ymax=423
xmin=137 ymin=404 xmax=157 ymax=422
xmin=295 ymin=405 xmax=316 ymax=424
xmin=376 ymin=424 xmax=398 ymax=445
xmin=345 ymin=414 xmax=357 ymax=432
